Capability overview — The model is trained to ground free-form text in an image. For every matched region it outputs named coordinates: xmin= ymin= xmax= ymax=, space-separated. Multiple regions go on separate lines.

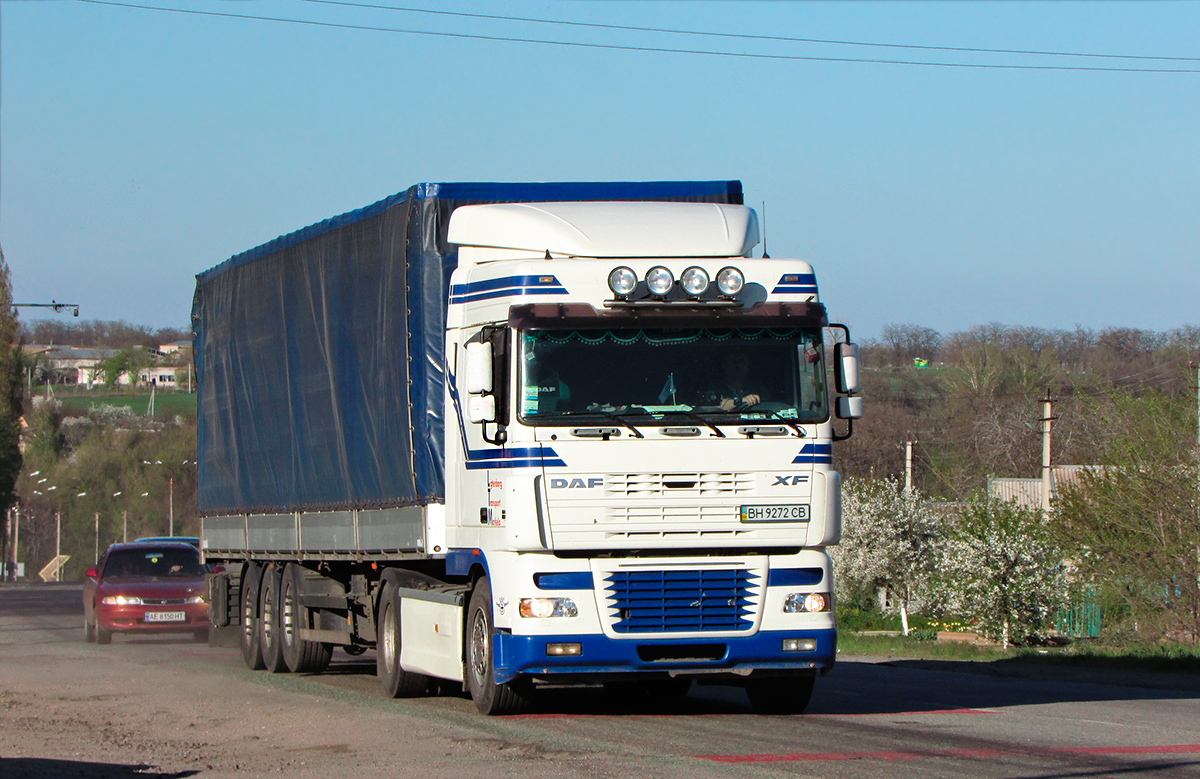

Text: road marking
xmin=698 ymin=744 xmax=1200 ymax=763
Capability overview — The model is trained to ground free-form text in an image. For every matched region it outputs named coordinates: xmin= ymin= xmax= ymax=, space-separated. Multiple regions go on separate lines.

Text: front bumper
xmin=96 ymin=602 xmax=210 ymax=634
xmin=494 ymin=628 xmax=835 ymax=684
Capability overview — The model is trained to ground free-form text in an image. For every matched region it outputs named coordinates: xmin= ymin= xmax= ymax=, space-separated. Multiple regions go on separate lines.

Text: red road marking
xmin=699 ymin=744 xmax=1200 ymax=763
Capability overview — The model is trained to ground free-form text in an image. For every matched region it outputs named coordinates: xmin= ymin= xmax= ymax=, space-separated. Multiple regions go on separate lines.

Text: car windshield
xmin=517 ymin=327 xmax=828 ymax=425
xmin=103 ymin=547 xmax=206 ymax=578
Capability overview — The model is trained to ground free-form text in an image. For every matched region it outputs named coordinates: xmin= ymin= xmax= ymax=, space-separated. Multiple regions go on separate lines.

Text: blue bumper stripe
xmin=493 ymin=629 xmax=836 ymax=684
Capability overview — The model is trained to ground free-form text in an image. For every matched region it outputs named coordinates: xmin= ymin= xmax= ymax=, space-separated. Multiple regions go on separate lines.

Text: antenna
xmin=761 ymin=201 xmax=769 ymax=259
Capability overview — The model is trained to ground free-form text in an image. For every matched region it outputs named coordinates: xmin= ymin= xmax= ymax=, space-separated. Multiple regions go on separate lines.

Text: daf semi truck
xmin=195 ymin=180 xmax=862 ymax=715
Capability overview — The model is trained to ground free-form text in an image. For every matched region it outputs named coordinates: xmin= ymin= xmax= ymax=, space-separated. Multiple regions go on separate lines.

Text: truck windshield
xmin=517 ymin=327 xmax=828 ymax=425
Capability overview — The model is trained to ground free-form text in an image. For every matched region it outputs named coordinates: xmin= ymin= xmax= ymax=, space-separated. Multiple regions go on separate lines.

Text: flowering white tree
xmin=938 ymin=497 xmax=1068 ymax=648
xmin=831 ymin=477 xmax=940 ymax=634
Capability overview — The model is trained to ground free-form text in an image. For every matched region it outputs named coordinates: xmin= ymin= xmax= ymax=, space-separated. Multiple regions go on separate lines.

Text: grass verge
xmin=840 ymin=631 xmax=1200 ymax=675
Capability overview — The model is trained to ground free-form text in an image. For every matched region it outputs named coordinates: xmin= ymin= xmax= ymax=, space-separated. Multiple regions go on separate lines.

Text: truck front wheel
xmin=465 ymin=577 xmax=530 ymax=715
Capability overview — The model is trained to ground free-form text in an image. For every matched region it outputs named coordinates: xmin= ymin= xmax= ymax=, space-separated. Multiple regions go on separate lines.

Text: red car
xmin=83 ymin=541 xmax=210 ymax=644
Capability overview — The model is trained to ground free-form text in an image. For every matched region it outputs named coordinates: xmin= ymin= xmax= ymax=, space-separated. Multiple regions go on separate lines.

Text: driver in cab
xmin=707 ymin=351 xmax=761 ymax=411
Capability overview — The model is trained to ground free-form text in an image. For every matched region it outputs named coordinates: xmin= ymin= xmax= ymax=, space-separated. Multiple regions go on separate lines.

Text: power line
xmin=293 ymin=0 xmax=1200 ymax=65
xmin=75 ymin=0 xmax=1200 ymax=74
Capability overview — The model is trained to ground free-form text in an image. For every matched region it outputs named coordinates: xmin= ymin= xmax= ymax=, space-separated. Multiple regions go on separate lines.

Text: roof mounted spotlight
xmin=645 ymin=266 xmax=674 ymax=296
xmin=680 ymin=267 xmax=710 ymax=297
xmin=607 ymin=266 xmax=637 ymax=298
xmin=715 ymin=266 xmax=745 ymax=297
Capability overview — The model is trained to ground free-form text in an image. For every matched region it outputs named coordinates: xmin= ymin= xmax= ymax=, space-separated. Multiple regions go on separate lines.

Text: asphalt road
xmin=4 ymin=583 xmax=1200 ymax=779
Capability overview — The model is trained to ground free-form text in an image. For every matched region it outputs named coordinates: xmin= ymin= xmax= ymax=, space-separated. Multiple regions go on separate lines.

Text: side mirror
xmin=465 ymin=342 xmax=493 ymax=395
xmin=85 ymin=567 xmax=99 ymax=579
xmin=468 ymin=395 xmax=496 ymax=424
xmin=836 ymin=395 xmax=864 ymax=420
xmin=834 ymin=342 xmax=860 ymax=395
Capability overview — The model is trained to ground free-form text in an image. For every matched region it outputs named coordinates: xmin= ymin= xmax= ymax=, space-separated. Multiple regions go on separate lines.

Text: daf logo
xmin=550 ymin=478 xmax=604 ymax=489
xmin=772 ymin=475 xmax=810 ymax=486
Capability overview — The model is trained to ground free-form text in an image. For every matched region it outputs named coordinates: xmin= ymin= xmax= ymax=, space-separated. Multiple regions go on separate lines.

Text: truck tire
xmin=465 ymin=577 xmax=530 ymax=715
xmin=258 ymin=564 xmax=288 ymax=673
xmin=376 ymin=581 xmax=429 ymax=698
xmin=239 ymin=563 xmax=266 ymax=670
xmin=745 ymin=673 xmax=815 ymax=715
xmin=281 ymin=563 xmax=332 ymax=674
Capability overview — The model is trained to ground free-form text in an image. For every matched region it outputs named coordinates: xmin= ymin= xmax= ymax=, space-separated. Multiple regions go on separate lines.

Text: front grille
xmin=604 ymin=569 xmax=757 ymax=633
xmin=605 ymin=473 xmax=754 ymax=497
xmin=141 ymin=597 xmax=191 ymax=606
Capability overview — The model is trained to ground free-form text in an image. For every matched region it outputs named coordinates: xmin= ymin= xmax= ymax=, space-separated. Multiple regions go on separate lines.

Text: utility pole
xmin=1041 ymin=391 xmax=1053 ymax=514
xmin=55 ymin=509 xmax=62 ymax=582
xmin=169 ymin=477 xmax=174 ymax=536
xmin=904 ymin=441 xmax=914 ymax=493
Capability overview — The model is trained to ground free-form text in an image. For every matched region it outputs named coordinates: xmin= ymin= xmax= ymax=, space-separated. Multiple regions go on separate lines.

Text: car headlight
xmin=102 ymin=595 xmax=143 ymax=606
xmin=783 ymin=592 xmax=830 ymax=613
xmin=186 ymin=595 xmax=206 ymax=604
xmin=519 ymin=597 xmax=578 ymax=619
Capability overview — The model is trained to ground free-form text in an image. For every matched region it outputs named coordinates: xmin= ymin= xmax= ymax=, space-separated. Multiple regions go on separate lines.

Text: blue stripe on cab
xmin=771 ymin=273 xmax=818 ymax=295
xmin=450 ymin=275 xmax=567 ymax=304
xmin=792 ymin=443 xmax=833 ymax=464
xmin=465 ymin=446 xmax=565 ymax=470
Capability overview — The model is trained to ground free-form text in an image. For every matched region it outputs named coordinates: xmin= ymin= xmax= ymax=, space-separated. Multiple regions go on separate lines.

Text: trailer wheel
xmin=239 ymin=563 xmax=265 ymax=670
xmin=465 ymin=577 xmax=530 ymax=715
xmin=281 ymin=563 xmax=332 ymax=674
xmin=745 ymin=674 xmax=815 ymax=715
xmin=258 ymin=564 xmax=288 ymax=673
xmin=376 ymin=581 xmax=429 ymax=698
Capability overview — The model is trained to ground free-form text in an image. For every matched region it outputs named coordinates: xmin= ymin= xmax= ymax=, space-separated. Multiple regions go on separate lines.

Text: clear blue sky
xmin=3 ymin=0 xmax=1198 ymax=339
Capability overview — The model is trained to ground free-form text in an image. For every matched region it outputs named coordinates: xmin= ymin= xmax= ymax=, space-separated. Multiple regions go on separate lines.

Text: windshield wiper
xmin=660 ymin=409 xmax=725 ymax=438
xmin=547 ymin=409 xmax=646 ymax=439
xmin=758 ymin=409 xmax=807 ymax=437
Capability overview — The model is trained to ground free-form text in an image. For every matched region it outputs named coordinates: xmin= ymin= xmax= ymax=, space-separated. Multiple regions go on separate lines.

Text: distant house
xmin=21 ymin=344 xmax=189 ymax=389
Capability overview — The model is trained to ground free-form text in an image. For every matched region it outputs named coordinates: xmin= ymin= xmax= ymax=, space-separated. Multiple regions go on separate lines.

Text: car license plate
xmin=740 ymin=504 xmax=810 ymax=522
xmin=145 ymin=610 xmax=186 ymax=623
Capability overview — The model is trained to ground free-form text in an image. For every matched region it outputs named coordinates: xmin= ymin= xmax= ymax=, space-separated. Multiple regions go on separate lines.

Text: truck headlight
xmin=680 ymin=266 xmax=709 ymax=296
xmin=519 ymin=597 xmax=578 ymax=619
xmin=608 ymin=266 xmax=637 ymax=296
xmin=645 ymin=266 xmax=674 ymax=296
xmin=783 ymin=592 xmax=830 ymax=613
xmin=715 ymin=266 xmax=744 ymax=296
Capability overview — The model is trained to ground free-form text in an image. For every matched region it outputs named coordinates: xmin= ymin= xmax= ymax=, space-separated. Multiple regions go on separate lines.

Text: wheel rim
xmin=380 ymin=602 xmax=396 ymax=670
xmin=469 ymin=606 xmax=489 ymax=686
xmin=261 ymin=580 xmax=275 ymax=645
xmin=281 ymin=582 xmax=295 ymax=648
xmin=243 ymin=587 xmax=254 ymax=642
